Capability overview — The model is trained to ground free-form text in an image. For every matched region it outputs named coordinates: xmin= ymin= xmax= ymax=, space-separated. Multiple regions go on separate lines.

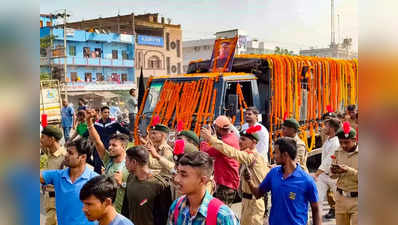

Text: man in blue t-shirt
xmin=80 ymin=175 xmax=134 ymax=225
xmin=244 ymin=137 xmax=322 ymax=225
xmin=61 ymin=99 xmax=75 ymax=142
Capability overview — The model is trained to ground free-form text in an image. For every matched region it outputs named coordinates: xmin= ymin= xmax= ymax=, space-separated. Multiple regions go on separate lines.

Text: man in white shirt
xmin=312 ymin=118 xmax=341 ymax=219
xmin=241 ymin=107 xmax=269 ymax=164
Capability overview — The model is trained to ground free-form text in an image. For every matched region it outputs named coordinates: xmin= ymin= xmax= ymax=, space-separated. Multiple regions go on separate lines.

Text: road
xmin=41 ymin=193 xmax=336 ymax=225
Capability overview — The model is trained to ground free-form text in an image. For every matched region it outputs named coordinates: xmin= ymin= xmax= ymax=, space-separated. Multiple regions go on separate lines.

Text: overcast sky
xmin=40 ymin=0 xmax=358 ymax=52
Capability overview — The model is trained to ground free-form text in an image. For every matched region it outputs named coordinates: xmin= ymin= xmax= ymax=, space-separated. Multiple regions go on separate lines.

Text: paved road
xmin=41 ymin=193 xmax=336 ymax=225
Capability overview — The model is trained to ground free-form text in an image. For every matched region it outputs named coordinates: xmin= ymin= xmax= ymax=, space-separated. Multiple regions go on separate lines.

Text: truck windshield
xmin=143 ymin=81 xmax=164 ymax=114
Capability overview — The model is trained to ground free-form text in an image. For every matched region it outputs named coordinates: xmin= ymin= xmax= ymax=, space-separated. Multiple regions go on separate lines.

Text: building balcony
xmin=51 ymin=56 xmax=134 ymax=68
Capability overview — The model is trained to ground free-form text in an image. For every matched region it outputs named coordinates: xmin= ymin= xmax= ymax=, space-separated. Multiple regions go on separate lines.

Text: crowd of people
xmin=41 ymin=90 xmax=358 ymax=225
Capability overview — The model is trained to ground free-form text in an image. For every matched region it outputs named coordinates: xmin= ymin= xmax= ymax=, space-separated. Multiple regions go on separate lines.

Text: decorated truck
xmin=134 ymin=54 xmax=358 ymax=169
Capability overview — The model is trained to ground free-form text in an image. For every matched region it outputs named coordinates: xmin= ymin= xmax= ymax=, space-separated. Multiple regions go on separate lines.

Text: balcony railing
xmin=52 ymin=56 xmax=134 ymax=67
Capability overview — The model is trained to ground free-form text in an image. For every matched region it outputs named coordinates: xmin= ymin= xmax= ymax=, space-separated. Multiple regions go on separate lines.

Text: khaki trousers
xmin=335 ymin=191 xmax=358 ymax=225
xmin=240 ymin=197 xmax=265 ymax=225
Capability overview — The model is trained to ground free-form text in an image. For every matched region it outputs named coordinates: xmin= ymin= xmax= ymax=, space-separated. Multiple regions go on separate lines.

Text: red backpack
xmin=173 ymin=196 xmax=224 ymax=225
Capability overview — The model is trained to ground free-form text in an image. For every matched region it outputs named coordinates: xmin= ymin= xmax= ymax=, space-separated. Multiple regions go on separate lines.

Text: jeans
xmin=63 ymin=126 xmax=71 ymax=142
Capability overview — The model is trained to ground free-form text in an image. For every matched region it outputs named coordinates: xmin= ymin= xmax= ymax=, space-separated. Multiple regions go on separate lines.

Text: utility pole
xmin=331 ymin=0 xmax=336 ymax=47
xmin=63 ymin=9 xmax=67 ymax=83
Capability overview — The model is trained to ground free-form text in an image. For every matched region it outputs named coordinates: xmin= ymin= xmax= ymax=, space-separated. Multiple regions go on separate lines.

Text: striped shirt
xmin=167 ymin=191 xmax=240 ymax=225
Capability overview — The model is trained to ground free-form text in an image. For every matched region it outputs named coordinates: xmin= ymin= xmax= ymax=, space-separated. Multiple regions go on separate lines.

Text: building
xmin=182 ymin=29 xmax=274 ymax=73
xmin=40 ymin=14 xmax=57 ymax=28
xmin=40 ymin=23 xmax=135 ymax=108
xmin=299 ymin=38 xmax=357 ymax=59
xmin=65 ymin=13 xmax=183 ymax=82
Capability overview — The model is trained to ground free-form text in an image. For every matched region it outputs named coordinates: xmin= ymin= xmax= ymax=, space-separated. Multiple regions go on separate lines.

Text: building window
xmin=112 ymin=50 xmax=118 ymax=59
xmin=69 ymin=46 xmax=76 ymax=56
xmin=85 ymin=73 xmax=92 ymax=82
xmin=40 ymin=20 xmax=43 ymax=28
xmin=121 ymin=73 xmax=128 ymax=82
xmin=111 ymin=73 xmax=120 ymax=82
xmin=166 ymin=33 xmax=170 ymax=50
xmin=40 ymin=48 xmax=47 ymax=57
xmin=94 ymin=48 xmax=102 ymax=57
xmin=96 ymin=73 xmax=104 ymax=81
xmin=71 ymin=72 xmax=77 ymax=82
xmin=46 ymin=21 xmax=51 ymax=27
xmin=177 ymin=63 xmax=181 ymax=74
xmin=83 ymin=47 xmax=90 ymax=58
xmin=176 ymin=40 xmax=181 ymax=57
xmin=122 ymin=50 xmax=128 ymax=60
xmin=166 ymin=57 xmax=170 ymax=73
xmin=171 ymin=65 xmax=177 ymax=73
xmin=194 ymin=46 xmax=201 ymax=52
xmin=148 ymin=56 xmax=161 ymax=69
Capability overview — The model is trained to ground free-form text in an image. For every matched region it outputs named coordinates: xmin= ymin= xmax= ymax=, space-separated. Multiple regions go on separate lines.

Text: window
xmin=112 ymin=50 xmax=118 ymax=59
xmin=122 ymin=50 xmax=128 ymax=60
xmin=166 ymin=57 xmax=170 ymax=74
xmin=46 ymin=21 xmax=51 ymax=27
xmin=40 ymin=48 xmax=47 ymax=57
xmin=166 ymin=33 xmax=170 ymax=50
xmin=69 ymin=46 xmax=76 ymax=56
xmin=111 ymin=73 xmax=120 ymax=82
xmin=194 ymin=46 xmax=201 ymax=52
xmin=96 ymin=73 xmax=104 ymax=81
xmin=71 ymin=72 xmax=77 ymax=82
xmin=177 ymin=63 xmax=181 ymax=74
xmin=94 ymin=48 xmax=102 ymax=57
xmin=148 ymin=56 xmax=161 ymax=69
xmin=224 ymin=81 xmax=254 ymax=123
xmin=83 ymin=47 xmax=90 ymax=58
xmin=121 ymin=73 xmax=128 ymax=82
xmin=176 ymin=40 xmax=181 ymax=57
xmin=40 ymin=20 xmax=43 ymax=28
xmin=85 ymin=73 xmax=92 ymax=82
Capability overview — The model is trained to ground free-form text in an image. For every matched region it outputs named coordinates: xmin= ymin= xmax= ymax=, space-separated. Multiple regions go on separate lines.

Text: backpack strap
xmin=173 ymin=196 xmax=186 ymax=225
xmin=206 ymin=197 xmax=224 ymax=225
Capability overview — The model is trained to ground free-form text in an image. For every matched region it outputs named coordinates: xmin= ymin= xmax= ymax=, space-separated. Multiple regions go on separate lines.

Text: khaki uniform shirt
xmin=42 ymin=147 xmax=66 ymax=211
xmin=330 ymin=146 xmax=358 ymax=192
xmin=208 ymin=136 xmax=269 ymax=194
xmin=294 ymin=135 xmax=308 ymax=172
xmin=149 ymin=141 xmax=174 ymax=178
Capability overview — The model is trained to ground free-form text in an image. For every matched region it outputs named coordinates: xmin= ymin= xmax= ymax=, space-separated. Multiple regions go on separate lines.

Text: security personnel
xmin=201 ymin=125 xmax=269 ymax=225
xmin=176 ymin=130 xmax=200 ymax=151
xmin=282 ymin=118 xmax=308 ymax=172
xmin=143 ymin=122 xmax=174 ymax=178
xmin=330 ymin=123 xmax=358 ymax=225
xmin=40 ymin=126 xmax=66 ymax=225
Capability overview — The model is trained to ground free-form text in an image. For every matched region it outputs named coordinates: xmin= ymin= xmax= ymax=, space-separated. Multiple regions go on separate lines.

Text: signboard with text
xmin=137 ymin=35 xmax=164 ymax=47
xmin=65 ymin=81 xmax=135 ymax=91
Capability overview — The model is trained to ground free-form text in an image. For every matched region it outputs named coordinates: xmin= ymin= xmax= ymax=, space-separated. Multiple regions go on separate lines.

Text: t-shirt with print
xmin=94 ymin=213 xmax=134 ymax=225
xmin=103 ymin=151 xmax=129 ymax=213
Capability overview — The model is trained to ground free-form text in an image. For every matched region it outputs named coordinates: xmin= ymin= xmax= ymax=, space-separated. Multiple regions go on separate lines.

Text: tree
xmin=40 ymin=35 xmax=55 ymax=49
xmin=274 ymin=46 xmax=295 ymax=55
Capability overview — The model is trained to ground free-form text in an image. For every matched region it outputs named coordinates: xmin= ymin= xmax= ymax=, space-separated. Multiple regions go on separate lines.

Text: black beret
xmin=178 ymin=130 xmax=200 ymax=146
xmin=150 ymin=124 xmax=169 ymax=133
xmin=282 ymin=118 xmax=300 ymax=130
xmin=336 ymin=127 xmax=357 ymax=139
xmin=41 ymin=126 xmax=63 ymax=141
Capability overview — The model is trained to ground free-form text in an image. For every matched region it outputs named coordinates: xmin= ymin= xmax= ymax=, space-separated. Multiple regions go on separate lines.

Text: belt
xmin=337 ymin=188 xmax=358 ymax=198
xmin=48 ymin=191 xmax=56 ymax=198
xmin=242 ymin=192 xmax=253 ymax=199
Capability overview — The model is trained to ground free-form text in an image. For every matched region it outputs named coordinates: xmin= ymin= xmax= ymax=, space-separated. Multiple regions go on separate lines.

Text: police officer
xmin=330 ymin=122 xmax=358 ymax=225
xmin=40 ymin=126 xmax=66 ymax=225
xmin=201 ymin=125 xmax=269 ymax=225
xmin=282 ymin=118 xmax=308 ymax=172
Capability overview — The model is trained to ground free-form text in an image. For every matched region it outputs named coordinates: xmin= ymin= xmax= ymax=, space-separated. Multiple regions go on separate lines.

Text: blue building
xmin=40 ymin=19 xmax=136 ymax=109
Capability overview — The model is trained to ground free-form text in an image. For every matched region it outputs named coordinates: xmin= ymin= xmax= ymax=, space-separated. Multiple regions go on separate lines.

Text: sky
xmin=40 ymin=0 xmax=358 ymax=52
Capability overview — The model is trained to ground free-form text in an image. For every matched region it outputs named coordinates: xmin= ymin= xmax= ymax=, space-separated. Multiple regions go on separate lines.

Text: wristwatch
xmin=121 ymin=182 xmax=127 ymax=189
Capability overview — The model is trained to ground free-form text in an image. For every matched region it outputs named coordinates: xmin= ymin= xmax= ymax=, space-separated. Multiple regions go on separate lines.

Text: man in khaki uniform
xmin=282 ymin=118 xmax=308 ymax=172
xmin=330 ymin=123 xmax=358 ymax=225
xmin=201 ymin=125 xmax=269 ymax=225
xmin=141 ymin=123 xmax=174 ymax=178
xmin=40 ymin=126 xmax=66 ymax=225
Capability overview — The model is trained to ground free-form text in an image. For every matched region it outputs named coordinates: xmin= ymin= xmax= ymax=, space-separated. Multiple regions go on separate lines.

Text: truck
xmin=134 ymin=54 xmax=358 ymax=170
xmin=40 ymin=80 xmax=63 ymax=125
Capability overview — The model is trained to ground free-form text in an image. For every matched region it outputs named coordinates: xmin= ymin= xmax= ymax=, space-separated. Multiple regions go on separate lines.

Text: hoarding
xmin=137 ymin=35 xmax=164 ymax=47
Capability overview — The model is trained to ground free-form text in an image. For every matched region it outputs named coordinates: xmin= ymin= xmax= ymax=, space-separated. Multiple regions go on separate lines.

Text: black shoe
xmin=324 ymin=208 xmax=335 ymax=219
